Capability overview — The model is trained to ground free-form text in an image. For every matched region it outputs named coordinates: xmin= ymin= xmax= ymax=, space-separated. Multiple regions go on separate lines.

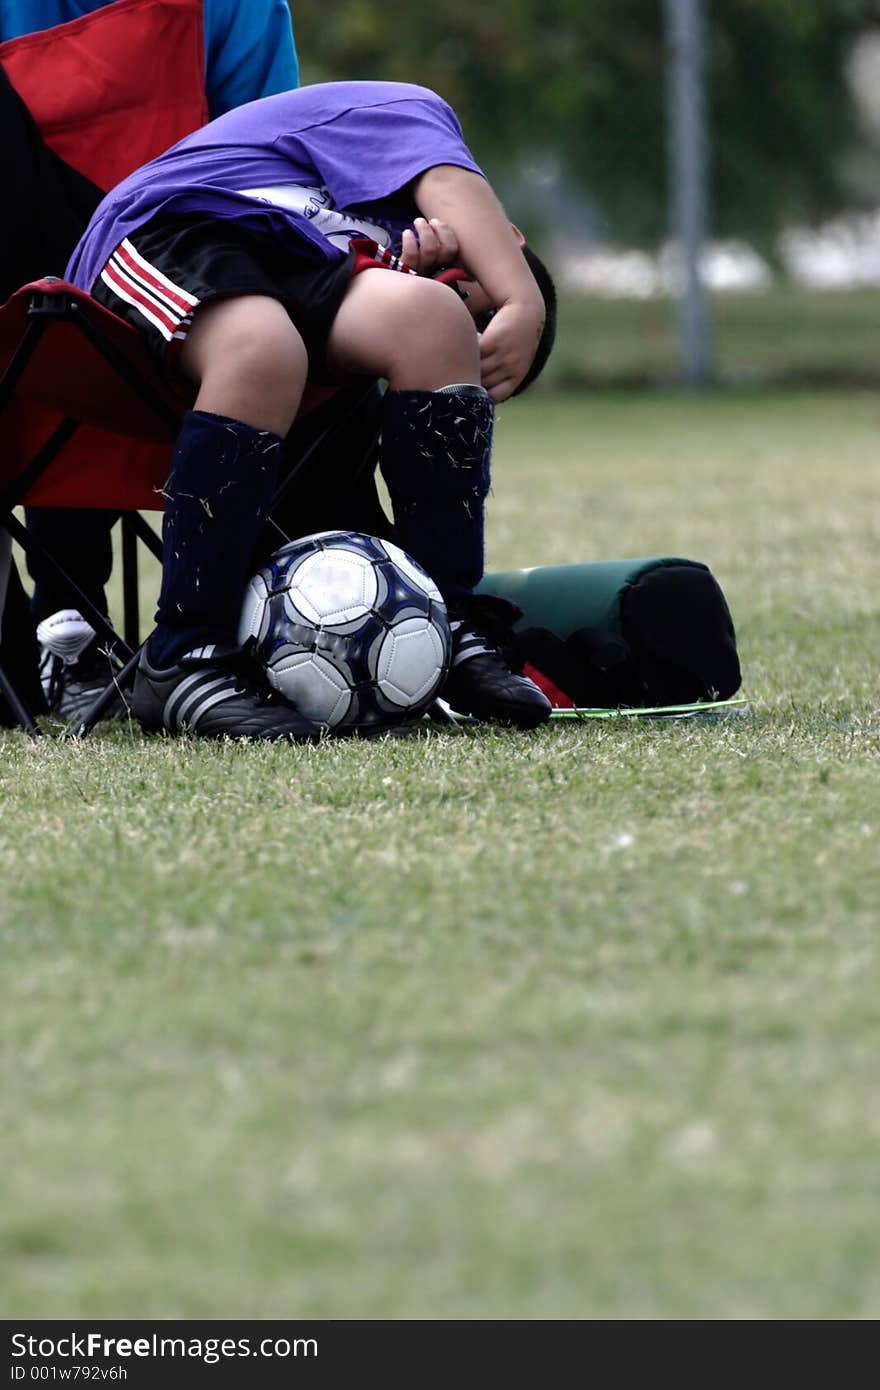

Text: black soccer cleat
xmin=37 ymin=609 xmax=126 ymax=722
xmin=130 ymin=640 xmax=321 ymax=742
xmin=443 ymin=594 xmax=552 ymax=729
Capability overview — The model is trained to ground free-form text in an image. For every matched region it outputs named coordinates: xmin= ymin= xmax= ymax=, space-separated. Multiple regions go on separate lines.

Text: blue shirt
xmin=0 ymin=0 xmax=299 ymax=116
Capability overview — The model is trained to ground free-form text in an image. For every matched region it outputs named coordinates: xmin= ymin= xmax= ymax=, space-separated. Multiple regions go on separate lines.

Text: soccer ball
xmin=238 ymin=530 xmax=451 ymax=733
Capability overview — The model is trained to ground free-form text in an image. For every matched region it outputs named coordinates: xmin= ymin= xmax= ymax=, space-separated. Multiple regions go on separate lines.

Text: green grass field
xmin=546 ymin=286 xmax=880 ymax=389
xmin=2 ymin=386 xmax=879 ymax=1319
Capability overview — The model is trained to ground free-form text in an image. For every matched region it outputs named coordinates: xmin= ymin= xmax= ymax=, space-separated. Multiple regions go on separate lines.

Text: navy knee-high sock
xmin=379 ymin=385 xmax=494 ymax=601
xmin=150 ymin=410 xmax=282 ymax=666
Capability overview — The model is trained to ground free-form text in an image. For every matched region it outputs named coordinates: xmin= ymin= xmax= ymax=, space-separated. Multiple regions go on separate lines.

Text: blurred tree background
xmin=291 ymin=1 xmax=880 ymax=384
xmin=292 ymin=0 xmax=880 ymax=246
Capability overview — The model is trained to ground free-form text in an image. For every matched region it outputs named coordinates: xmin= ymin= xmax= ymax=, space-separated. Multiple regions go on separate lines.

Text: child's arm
xmin=411 ymin=165 xmax=545 ymax=401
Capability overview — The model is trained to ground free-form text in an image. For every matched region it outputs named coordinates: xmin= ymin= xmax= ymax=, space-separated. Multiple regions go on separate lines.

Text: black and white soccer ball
xmin=238 ymin=530 xmax=451 ymax=733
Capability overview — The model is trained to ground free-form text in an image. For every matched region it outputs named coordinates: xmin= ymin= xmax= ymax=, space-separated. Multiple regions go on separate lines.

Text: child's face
xmin=453 ymin=277 xmax=497 ymax=332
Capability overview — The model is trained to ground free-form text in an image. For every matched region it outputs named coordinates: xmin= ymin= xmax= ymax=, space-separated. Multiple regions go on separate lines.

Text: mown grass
xmin=546 ymin=286 xmax=880 ymax=389
xmin=2 ymin=387 xmax=879 ymax=1318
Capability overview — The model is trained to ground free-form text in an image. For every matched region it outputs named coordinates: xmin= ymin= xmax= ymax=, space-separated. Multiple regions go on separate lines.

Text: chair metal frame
xmin=0 ymin=278 xmax=379 ymax=737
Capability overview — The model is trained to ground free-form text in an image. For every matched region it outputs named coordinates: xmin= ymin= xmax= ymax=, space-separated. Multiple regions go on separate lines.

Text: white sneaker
xmin=36 ymin=609 xmax=123 ymax=721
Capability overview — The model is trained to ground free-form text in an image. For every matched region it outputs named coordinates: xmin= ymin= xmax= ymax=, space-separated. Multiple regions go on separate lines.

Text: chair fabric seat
xmin=0 ymin=279 xmax=187 ymax=512
xmin=0 ymin=278 xmax=338 ymax=512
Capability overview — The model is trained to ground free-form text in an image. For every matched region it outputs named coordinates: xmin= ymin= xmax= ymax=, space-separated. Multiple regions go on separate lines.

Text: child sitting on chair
xmin=66 ymin=80 xmax=557 ymax=740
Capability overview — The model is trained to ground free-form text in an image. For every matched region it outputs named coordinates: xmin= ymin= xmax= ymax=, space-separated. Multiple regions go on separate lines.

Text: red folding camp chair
xmin=0 ymin=276 xmax=375 ymax=737
xmin=0 ymin=1 xmax=250 ymax=735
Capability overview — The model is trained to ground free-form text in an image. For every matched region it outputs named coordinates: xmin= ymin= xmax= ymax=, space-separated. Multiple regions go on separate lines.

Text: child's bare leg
xmin=326 ymin=272 xmax=480 ymax=390
xmin=328 ymin=270 xmax=549 ymax=726
xmin=179 ymin=294 xmax=308 ymax=436
xmin=149 ymin=296 xmax=308 ymax=666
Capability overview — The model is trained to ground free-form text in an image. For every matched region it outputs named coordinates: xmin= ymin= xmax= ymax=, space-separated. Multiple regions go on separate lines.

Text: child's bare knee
xmin=386 ymin=278 xmax=479 ymax=387
xmin=209 ymin=300 xmax=304 ymax=377
xmin=241 ymin=318 xmax=308 ymax=393
xmin=182 ymin=296 xmax=307 ymax=434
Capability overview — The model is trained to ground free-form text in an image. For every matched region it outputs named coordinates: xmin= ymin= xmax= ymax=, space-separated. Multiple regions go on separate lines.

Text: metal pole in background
xmin=664 ymin=0 xmax=713 ymax=386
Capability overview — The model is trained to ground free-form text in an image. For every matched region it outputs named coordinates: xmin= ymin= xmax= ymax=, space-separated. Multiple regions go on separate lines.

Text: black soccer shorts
xmin=90 ymin=211 xmax=355 ymax=383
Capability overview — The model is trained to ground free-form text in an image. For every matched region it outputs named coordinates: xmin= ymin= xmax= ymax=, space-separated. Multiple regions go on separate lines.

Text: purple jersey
xmin=67 ymin=81 xmax=484 ymax=291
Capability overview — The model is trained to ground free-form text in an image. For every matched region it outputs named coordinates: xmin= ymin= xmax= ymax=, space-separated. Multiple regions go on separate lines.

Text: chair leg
xmin=121 ymin=514 xmax=140 ymax=649
xmin=64 ymin=643 xmax=142 ymax=739
xmin=0 ymin=662 xmax=43 ymax=737
xmin=1 ymin=508 xmax=135 ymax=662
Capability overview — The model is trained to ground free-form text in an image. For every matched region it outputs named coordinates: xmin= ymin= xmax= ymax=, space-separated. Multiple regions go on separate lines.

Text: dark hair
xmin=513 ymin=244 xmax=557 ymax=396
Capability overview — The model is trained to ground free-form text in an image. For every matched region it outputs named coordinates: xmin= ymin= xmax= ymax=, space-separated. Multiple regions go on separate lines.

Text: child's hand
xmin=478 ymin=299 xmax=545 ymax=402
xmin=400 ymin=217 xmax=460 ymax=274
